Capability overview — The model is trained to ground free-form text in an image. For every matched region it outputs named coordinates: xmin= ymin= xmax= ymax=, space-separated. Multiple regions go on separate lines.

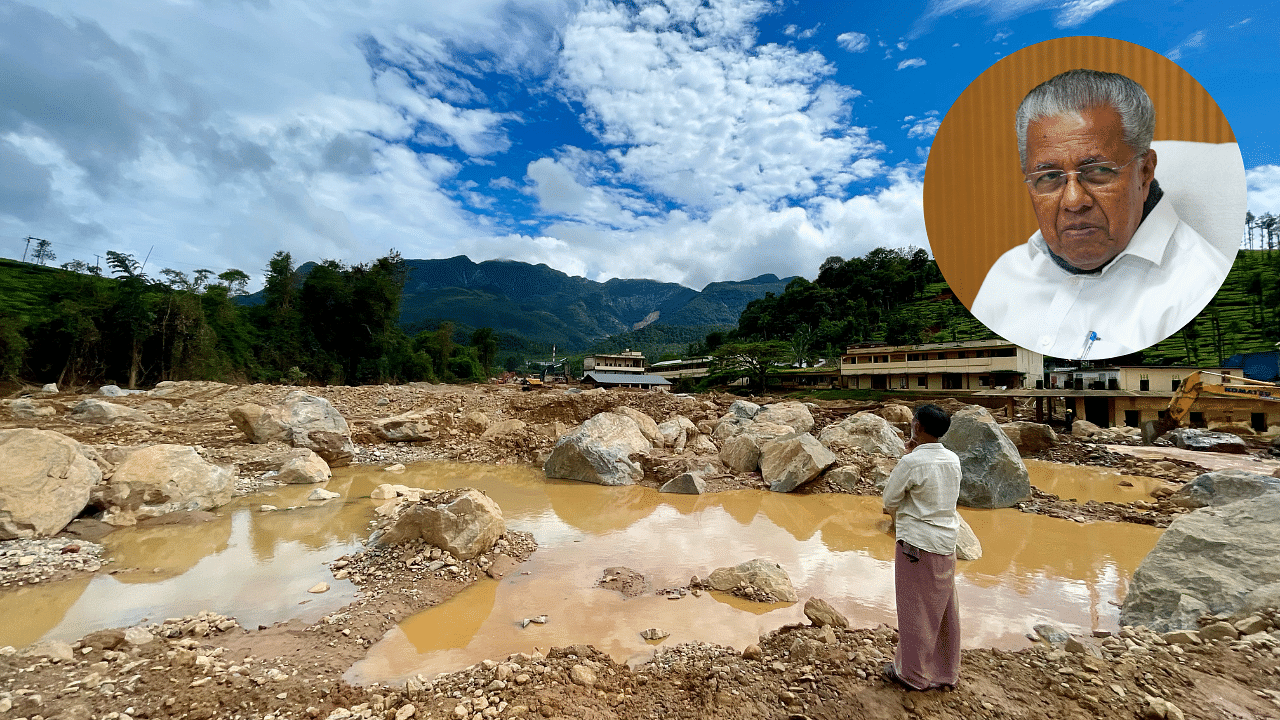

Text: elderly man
xmin=970 ymin=69 xmax=1231 ymax=360
xmin=882 ymin=404 xmax=962 ymax=691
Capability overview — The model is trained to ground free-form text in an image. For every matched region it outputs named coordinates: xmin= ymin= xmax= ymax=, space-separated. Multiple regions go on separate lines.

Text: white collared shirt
xmin=882 ymin=442 xmax=961 ymax=556
xmin=970 ymin=198 xmax=1231 ymax=359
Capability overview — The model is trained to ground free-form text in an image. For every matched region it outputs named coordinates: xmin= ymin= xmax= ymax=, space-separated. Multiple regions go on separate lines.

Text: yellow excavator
xmin=1141 ymin=370 xmax=1280 ymax=444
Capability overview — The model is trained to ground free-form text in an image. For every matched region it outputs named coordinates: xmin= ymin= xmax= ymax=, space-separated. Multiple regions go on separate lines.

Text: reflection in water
xmin=1025 ymin=459 xmax=1165 ymax=504
xmin=350 ymin=463 xmax=1164 ymax=684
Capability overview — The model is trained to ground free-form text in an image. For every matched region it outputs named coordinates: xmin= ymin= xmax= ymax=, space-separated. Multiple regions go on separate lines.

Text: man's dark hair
xmin=914 ymin=404 xmax=951 ymax=439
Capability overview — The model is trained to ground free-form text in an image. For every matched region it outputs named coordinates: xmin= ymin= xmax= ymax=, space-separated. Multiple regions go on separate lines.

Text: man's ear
xmin=1140 ymin=148 xmax=1157 ymax=194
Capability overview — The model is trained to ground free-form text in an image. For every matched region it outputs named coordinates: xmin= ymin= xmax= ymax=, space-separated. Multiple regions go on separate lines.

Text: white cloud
xmin=784 ymin=24 xmax=818 ymax=39
xmin=1166 ymin=30 xmax=1208 ymax=61
xmin=992 ymin=30 xmax=1012 ymax=42
xmin=837 ymin=31 xmax=870 ymax=53
xmin=1055 ymin=0 xmax=1124 ymax=26
xmin=903 ymin=112 xmax=941 ymax=139
xmin=911 ymin=0 xmax=1123 ymax=37
xmin=896 ymin=41 xmax=908 ymax=51
xmin=1247 ymin=165 xmax=1280 ymax=216
xmin=897 ymin=57 xmax=927 ymax=70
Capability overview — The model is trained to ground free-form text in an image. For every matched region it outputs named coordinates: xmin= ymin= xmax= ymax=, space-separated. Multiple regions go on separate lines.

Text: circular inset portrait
xmin=926 ymin=36 xmax=1245 ymax=361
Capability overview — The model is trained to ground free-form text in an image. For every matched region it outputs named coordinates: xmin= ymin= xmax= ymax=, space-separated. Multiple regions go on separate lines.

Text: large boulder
xmin=1071 ymin=419 xmax=1103 ymax=438
xmin=999 ymin=421 xmax=1058 ymax=456
xmin=70 ymin=399 xmax=152 ymax=424
xmin=707 ymin=558 xmax=797 ymax=602
xmin=940 ymin=405 xmax=1031 ymax=509
xmin=97 ymin=445 xmax=234 ymax=526
xmin=657 ymin=416 xmax=698 ymax=451
xmin=370 ymin=412 xmax=439 ymax=442
xmin=955 ymin=515 xmax=982 ymax=561
xmin=755 ymin=401 xmax=815 ymax=434
xmin=0 ymin=429 xmax=101 ymax=539
xmin=543 ymin=412 xmax=651 ymax=486
xmin=726 ymin=399 xmax=761 ymax=419
xmin=760 ymin=433 xmax=836 ymax=493
xmin=818 ymin=413 xmax=906 ymax=456
xmin=1168 ymin=428 xmax=1248 ymax=454
xmin=659 ymin=472 xmax=706 ymax=494
xmin=374 ymin=488 xmax=504 ymax=560
xmin=1170 ymin=469 xmax=1280 ymax=509
xmin=7 ymin=399 xmax=55 ymax=419
xmin=720 ymin=433 xmax=763 ymax=473
xmin=229 ymin=392 xmax=355 ymax=466
xmin=614 ymin=407 xmax=662 ymax=447
xmin=276 ymin=449 xmax=332 ymax=484
xmin=878 ymin=404 xmax=914 ymax=434
xmin=1121 ymin=494 xmax=1280 ymax=631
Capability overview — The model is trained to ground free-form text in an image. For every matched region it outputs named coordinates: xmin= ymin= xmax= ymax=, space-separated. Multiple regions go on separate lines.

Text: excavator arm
xmin=1143 ymin=371 xmax=1280 ymax=443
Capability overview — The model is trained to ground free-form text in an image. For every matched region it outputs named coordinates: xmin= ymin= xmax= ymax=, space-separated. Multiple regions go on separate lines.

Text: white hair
xmin=1015 ymin=69 xmax=1155 ymax=167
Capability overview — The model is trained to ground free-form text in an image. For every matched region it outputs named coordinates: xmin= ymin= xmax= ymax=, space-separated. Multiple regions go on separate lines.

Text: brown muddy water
xmin=1 ymin=462 xmax=1163 ymax=685
xmin=1024 ymin=459 xmax=1167 ymax=503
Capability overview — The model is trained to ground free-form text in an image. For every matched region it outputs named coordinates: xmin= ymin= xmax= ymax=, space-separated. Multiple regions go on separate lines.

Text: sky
xmin=2 ymin=0 xmax=1278 ymax=291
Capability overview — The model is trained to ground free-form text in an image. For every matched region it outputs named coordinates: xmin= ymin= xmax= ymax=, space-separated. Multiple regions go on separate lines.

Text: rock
xmin=1120 ymin=493 xmax=1280 ymax=631
xmin=687 ymin=433 xmax=718 ymax=454
xmin=123 ymin=627 xmax=155 ymax=646
xmin=955 ymin=514 xmax=982 ymax=561
xmin=1198 ymin=621 xmax=1239 ymax=642
xmin=1169 ymin=469 xmax=1280 ymax=509
xmin=1033 ymin=623 xmax=1070 ymax=644
xmin=41 ymin=383 xmax=58 ymax=393
xmin=817 ymin=413 xmax=906 ymax=456
xmin=1168 ymin=428 xmax=1248 ymax=454
xmin=999 ymin=421 xmax=1058 ymax=456
xmin=97 ymin=445 xmax=233 ymax=526
xmin=615 ymin=407 xmax=663 ymax=447
xmin=1071 ymin=419 xmax=1102 ymax=437
xmin=760 ymin=433 xmax=836 ymax=493
xmin=825 ymin=465 xmax=862 ymax=492
xmin=657 ymin=416 xmax=697 ymax=448
xmin=486 ymin=554 xmax=517 ymax=579
xmin=385 ymin=463 xmax=406 ymax=473
xmin=1243 ymin=581 xmax=1280 ymax=613
xmin=0 ymin=429 xmax=101 ymax=539
xmin=308 ymin=488 xmax=340 ymax=501
xmin=480 ymin=419 xmax=527 ymax=442
xmin=260 ymin=505 xmax=277 ymax=512
xmin=69 ymin=399 xmax=152 ymax=424
xmin=98 ymin=384 xmax=129 ymax=397
xmin=754 ymin=401 xmax=814 ymax=434
xmin=228 ymin=404 xmax=290 ymax=443
xmin=742 ymin=644 xmax=762 ymax=661
xmin=370 ymin=484 xmax=400 ymax=500
xmin=940 ymin=405 xmax=1031 ymax=509
xmin=707 ymin=558 xmax=797 ymax=602
xmin=803 ymin=597 xmax=848 ymax=628
xmin=543 ymin=412 xmax=651 ymax=486
xmin=569 ymin=664 xmax=596 ymax=688
xmin=371 ymin=413 xmax=439 ymax=442
xmin=7 ymin=399 xmax=55 ymax=418
xmin=639 ymin=628 xmax=669 ymax=640
xmin=463 ymin=411 xmax=489 ymax=433
xmin=308 ymin=582 xmax=330 ymax=594
xmin=719 ymin=434 xmax=762 ymax=473
xmin=1235 ymin=615 xmax=1269 ymax=635
xmin=727 ymin=399 xmax=760 ymax=419
xmin=232 ymin=392 xmax=355 ymax=466
xmin=878 ymin=404 xmax=914 ymax=432
xmin=276 ymin=449 xmax=332 ymax=484
xmin=659 ymin=472 xmax=706 ymax=494
xmin=376 ymin=488 xmax=505 ymax=560
xmin=395 ymin=704 xmax=416 ymax=720
xmin=22 ymin=639 xmax=74 ymax=661
xmin=1160 ymin=630 xmax=1201 ymax=645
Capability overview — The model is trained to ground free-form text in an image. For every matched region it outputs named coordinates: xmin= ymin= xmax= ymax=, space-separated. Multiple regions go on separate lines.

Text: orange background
xmin=926 ymin=36 xmax=1235 ymax=308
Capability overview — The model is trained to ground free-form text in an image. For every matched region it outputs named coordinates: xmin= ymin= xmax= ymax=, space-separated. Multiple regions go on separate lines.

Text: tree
xmin=218 ymin=269 xmax=250 ymax=296
xmin=709 ymin=341 xmax=790 ymax=393
xmin=105 ymin=251 xmax=144 ymax=279
xmin=32 ymin=239 xmax=55 ymax=266
xmin=470 ymin=327 xmax=498 ymax=376
xmin=60 ymin=259 xmax=92 ymax=274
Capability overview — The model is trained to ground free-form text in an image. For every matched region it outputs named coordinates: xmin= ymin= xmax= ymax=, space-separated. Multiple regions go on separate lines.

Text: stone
xmin=1034 ymin=623 xmax=1069 ymax=644
xmin=395 ymin=704 xmax=416 ymax=720
xmin=1071 ymin=419 xmax=1103 ymax=437
xmin=955 ymin=514 xmax=982 ymax=561
xmin=543 ymin=412 xmax=651 ymax=486
xmin=707 ymin=558 xmax=797 ymax=602
xmin=228 ymin=404 xmax=290 ymax=443
xmin=657 ymin=416 xmax=697 ymax=448
xmin=639 ymin=628 xmax=669 ymax=641
xmin=659 ymin=473 xmax=706 ymax=494
xmin=742 ymin=644 xmax=762 ymax=661
xmin=1120 ymin=494 xmax=1280 ymax=631
xmin=309 ymin=488 xmax=340 ymax=501
xmin=41 ymin=383 xmax=58 ymax=393
xmin=69 ymin=399 xmax=152 ymax=424
xmin=940 ymin=405 xmax=1031 ymax=509
xmin=22 ymin=639 xmax=74 ymax=661
xmin=760 ymin=433 xmax=836 ymax=493
xmin=123 ymin=627 xmax=155 ymax=646
xmin=803 ymin=597 xmax=848 ymax=628
xmin=97 ymin=445 xmax=234 ymax=526
xmin=376 ymin=488 xmax=505 ymax=560
xmin=687 ymin=433 xmax=718 ymax=455
xmin=1168 ymin=428 xmax=1248 ymax=454
xmin=385 ymin=463 xmax=406 ymax=473
xmin=615 ymin=407 xmax=663 ymax=447
xmin=878 ymin=404 xmax=914 ymax=433
xmin=1234 ymin=615 xmax=1269 ymax=635
xmin=486 ymin=554 xmax=517 ymax=579
xmin=276 ymin=449 xmax=331 ymax=484
xmin=1198 ymin=621 xmax=1239 ymax=642
xmin=232 ymin=392 xmax=355 ymax=466
xmin=1169 ymin=469 xmax=1280 ymax=509
xmin=0 ymin=429 xmax=101 ymax=539
xmin=463 ymin=412 xmax=489 ymax=433
xmin=308 ymin=582 xmax=330 ymax=594
xmin=98 ymin=384 xmax=129 ymax=397
xmin=370 ymin=484 xmax=399 ymax=500
xmin=818 ymin=413 xmax=906 ymax=456
xmin=999 ymin=421 xmax=1058 ymax=456
xmin=1243 ymin=581 xmax=1280 ymax=613
xmin=371 ymin=413 xmax=439 ymax=442
xmin=1160 ymin=630 xmax=1201 ymax=645
xmin=754 ymin=401 xmax=815 ymax=434
xmin=7 ymin=399 xmax=55 ymax=418
xmin=727 ymin=399 xmax=761 ymax=419
xmin=825 ymin=465 xmax=863 ymax=492
xmin=480 ymin=419 xmax=527 ymax=442
xmin=719 ymin=433 xmax=762 ymax=473
xmin=569 ymin=664 xmax=596 ymax=688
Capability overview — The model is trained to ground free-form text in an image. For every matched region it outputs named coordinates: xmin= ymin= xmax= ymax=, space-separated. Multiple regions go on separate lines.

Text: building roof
xmin=582 ymin=372 xmax=672 ymax=385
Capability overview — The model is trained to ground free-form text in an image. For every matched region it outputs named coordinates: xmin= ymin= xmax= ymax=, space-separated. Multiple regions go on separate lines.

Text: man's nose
xmin=1061 ymin=174 xmax=1093 ymax=211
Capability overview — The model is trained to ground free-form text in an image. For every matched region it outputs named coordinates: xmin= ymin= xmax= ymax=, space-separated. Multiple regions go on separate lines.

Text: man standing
xmin=882 ymin=404 xmax=962 ymax=691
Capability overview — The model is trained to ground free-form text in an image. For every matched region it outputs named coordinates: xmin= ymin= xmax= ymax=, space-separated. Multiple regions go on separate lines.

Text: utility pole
xmin=22 ymin=236 xmax=35 ymax=263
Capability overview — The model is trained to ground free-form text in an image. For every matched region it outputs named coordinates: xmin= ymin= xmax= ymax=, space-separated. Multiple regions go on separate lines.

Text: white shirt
xmin=970 ymin=198 xmax=1231 ymax=360
xmin=882 ymin=443 xmax=961 ymax=556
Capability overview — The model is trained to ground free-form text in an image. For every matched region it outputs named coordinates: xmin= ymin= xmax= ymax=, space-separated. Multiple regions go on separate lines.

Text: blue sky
xmin=2 ymin=0 xmax=1278 ymax=290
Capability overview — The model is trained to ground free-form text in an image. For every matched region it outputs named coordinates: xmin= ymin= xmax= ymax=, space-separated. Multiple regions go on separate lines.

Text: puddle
xmin=1025 ymin=459 xmax=1165 ymax=503
xmin=344 ymin=463 xmax=1163 ymax=684
xmin=1 ymin=461 xmax=1164 ymax=685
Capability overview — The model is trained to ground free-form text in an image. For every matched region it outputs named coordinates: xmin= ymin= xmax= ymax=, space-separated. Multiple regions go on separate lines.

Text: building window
xmin=907 ymin=353 xmax=921 ymax=361
xmin=1139 ymin=378 xmax=1150 ymax=391
xmin=917 ymin=376 xmax=927 ymax=387
xmin=979 ymin=376 xmax=989 ymax=387
xmin=1172 ymin=377 xmax=1181 ymax=391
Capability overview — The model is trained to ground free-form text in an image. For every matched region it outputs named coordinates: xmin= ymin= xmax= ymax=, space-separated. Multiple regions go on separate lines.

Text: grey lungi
xmin=893 ymin=539 xmax=960 ymax=689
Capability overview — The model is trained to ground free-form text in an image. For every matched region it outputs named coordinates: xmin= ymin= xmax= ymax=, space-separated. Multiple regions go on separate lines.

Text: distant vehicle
xmin=1142 ymin=371 xmax=1280 ymax=443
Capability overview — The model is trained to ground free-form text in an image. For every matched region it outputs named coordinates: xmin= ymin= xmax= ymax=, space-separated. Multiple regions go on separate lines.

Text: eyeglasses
xmin=1023 ymin=153 xmax=1146 ymax=196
